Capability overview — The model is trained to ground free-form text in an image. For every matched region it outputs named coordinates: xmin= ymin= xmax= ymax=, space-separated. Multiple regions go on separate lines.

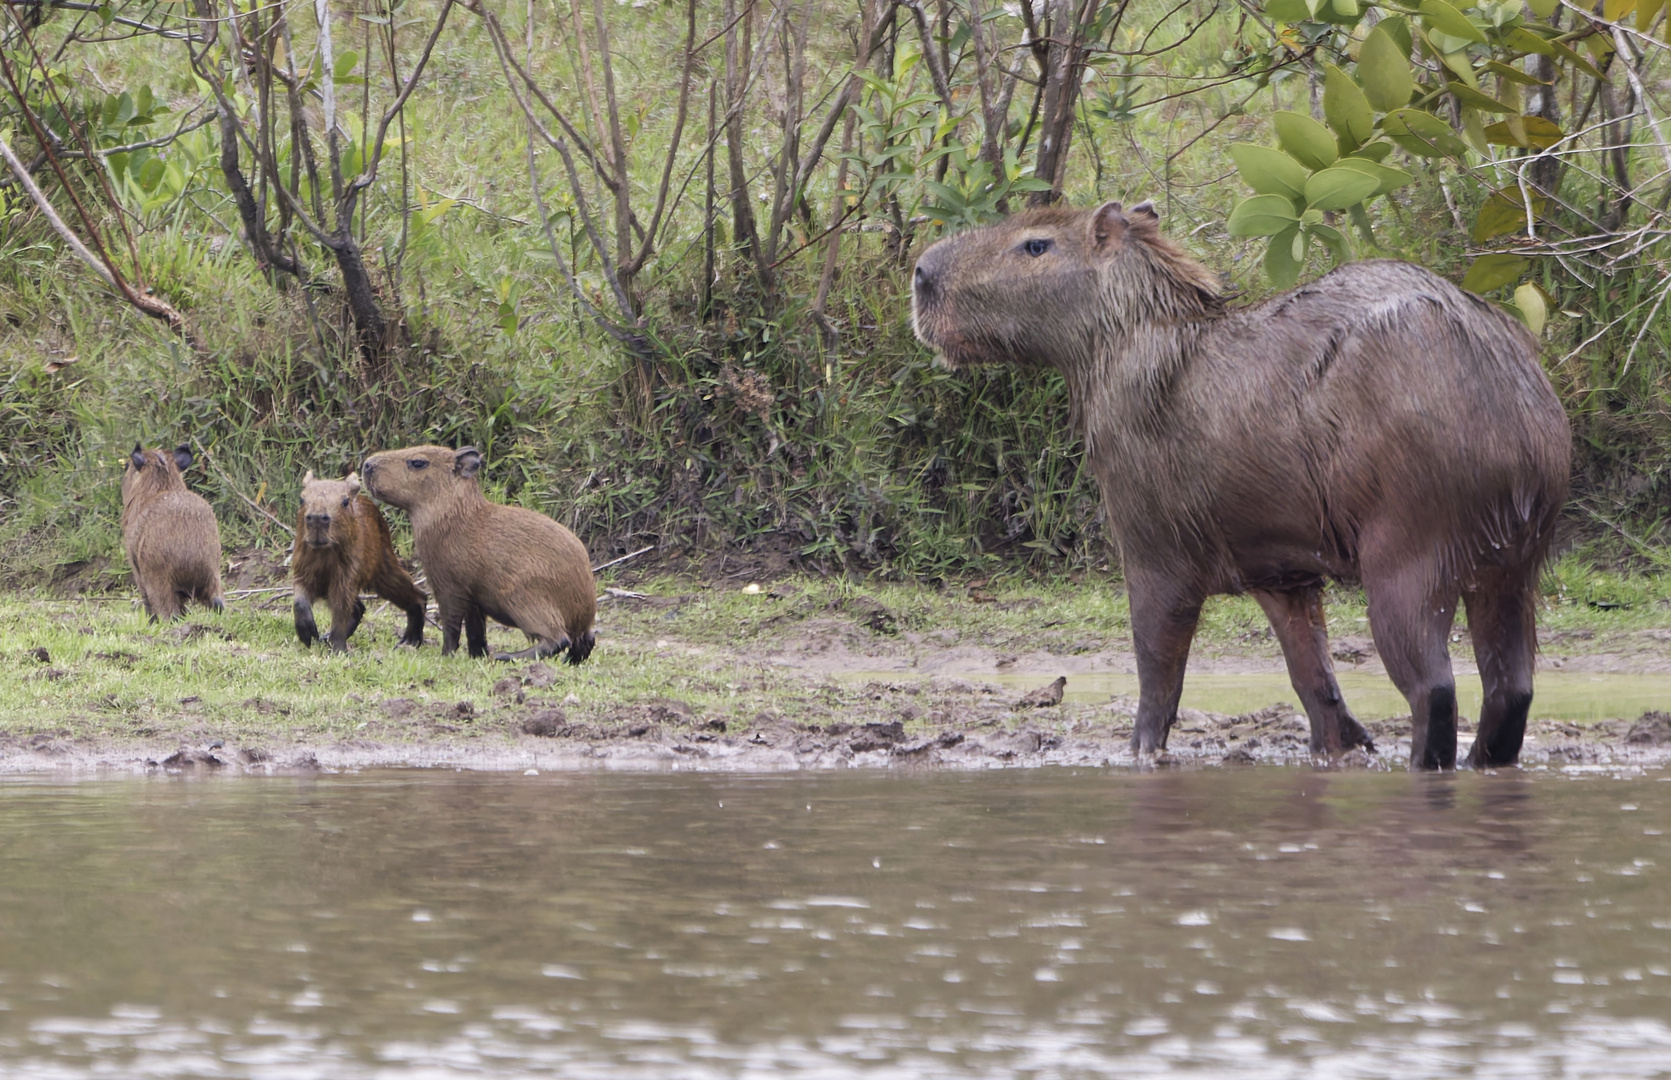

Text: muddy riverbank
xmin=5 ymin=576 xmax=1671 ymax=774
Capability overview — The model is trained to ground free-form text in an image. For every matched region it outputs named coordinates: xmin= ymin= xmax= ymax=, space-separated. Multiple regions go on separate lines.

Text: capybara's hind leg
xmin=369 ymin=559 xmax=426 ymax=647
xmin=1364 ymin=563 xmax=1459 ymax=770
xmin=294 ymin=589 xmax=319 ymax=647
xmin=1253 ymin=585 xmax=1373 ymax=754
xmin=1464 ymin=576 xmax=1537 ymax=768
xmin=398 ymin=601 xmax=426 ymax=647
xmin=1126 ymin=573 xmax=1203 ymax=755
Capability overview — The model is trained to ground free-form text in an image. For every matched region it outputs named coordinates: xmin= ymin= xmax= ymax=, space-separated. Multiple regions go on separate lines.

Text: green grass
xmin=4 ymin=567 xmax=1667 ymax=750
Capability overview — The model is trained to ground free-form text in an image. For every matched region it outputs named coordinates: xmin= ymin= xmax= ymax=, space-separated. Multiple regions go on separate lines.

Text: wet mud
xmin=5 ymin=661 xmax=1670 ymax=776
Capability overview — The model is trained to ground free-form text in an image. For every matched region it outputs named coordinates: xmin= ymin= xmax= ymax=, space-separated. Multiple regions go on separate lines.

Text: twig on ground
xmin=592 ymin=545 xmax=654 ymax=573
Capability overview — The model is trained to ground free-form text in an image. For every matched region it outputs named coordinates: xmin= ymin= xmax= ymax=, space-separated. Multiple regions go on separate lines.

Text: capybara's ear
xmin=1129 ymin=199 xmax=1159 ymax=221
xmin=130 ymin=443 xmax=146 ymax=470
xmin=302 ymin=469 xmax=316 ymax=486
xmin=1089 ymin=201 xmax=1128 ymax=255
xmin=454 ymin=447 xmax=483 ymax=478
xmin=172 ymin=445 xmax=193 ymax=472
xmin=345 ymin=472 xmax=361 ymax=496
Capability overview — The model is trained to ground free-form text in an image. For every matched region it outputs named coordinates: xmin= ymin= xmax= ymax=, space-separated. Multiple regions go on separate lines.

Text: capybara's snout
xmin=304 ymin=511 xmax=333 ymax=547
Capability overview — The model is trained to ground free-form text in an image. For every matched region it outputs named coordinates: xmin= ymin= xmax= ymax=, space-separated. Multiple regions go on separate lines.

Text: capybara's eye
xmin=1023 ymin=238 xmax=1052 ymax=257
xmin=340 ymin=498 xmax=350 ymax=508
xmin=408 ymin=459 xmax=429 ymax=471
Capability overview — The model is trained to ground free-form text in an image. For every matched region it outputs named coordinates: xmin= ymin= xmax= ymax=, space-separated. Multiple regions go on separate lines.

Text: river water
xmin=2 ymin=768 xmax=1669 ymax=1078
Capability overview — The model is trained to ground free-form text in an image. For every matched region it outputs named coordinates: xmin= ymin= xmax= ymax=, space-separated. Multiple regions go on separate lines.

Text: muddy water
xmin=3 ymin=769 xmax=1671 ymax=1078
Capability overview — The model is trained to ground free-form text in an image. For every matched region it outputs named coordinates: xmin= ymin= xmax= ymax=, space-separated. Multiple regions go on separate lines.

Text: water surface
xmin=2 ymin=768 xmax=1670 ymax=1077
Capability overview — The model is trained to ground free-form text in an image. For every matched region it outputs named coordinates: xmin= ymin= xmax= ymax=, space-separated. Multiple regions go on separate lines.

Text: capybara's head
xmin=122 ymin=443 xmax=192 ymax=507
xmin=360 ymin=445 xmax=483 ymax=512
xmin=911 ymin=201 xmax=1221 ymax=369
xmin=298 ymin=470 xmax=363 ymax=549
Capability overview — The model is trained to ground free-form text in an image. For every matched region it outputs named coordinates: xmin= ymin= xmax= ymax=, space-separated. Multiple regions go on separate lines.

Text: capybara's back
xmin=360 ymin=445 xmax=595 ymax=664
xmin=120 ymin=444 xmax=224 ymax=620
xmin=911 ymin=201 xmax=1570 ymax=769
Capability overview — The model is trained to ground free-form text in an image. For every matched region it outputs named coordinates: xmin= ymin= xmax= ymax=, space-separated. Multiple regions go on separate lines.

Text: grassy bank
xmin=3 ymin=569 xmax=1670 ymax=761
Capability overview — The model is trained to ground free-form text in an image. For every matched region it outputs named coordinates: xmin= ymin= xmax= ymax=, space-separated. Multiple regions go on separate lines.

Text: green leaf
xmin=1330 ymin=156 xmax=1413 ymax=197
xmin=137 ymin=156 xmax=165 ymax=193
xmin=341 ymin=144 xmax=363 ymax=179
xmin=1382 ymin=108 xmax=1468 ymax=157
xmin=1379 ymin=15 xmax=1414 ymax=58
xmin=1461 ymin=253 xmax=1530 ymax=293
xmin=1482 ymin=115 xmax=1563 ymax=149
xmin=1545 ymin=35 xmax=1608 ymax=81
xmin=1506 ymin=27 xmax=1556 ymax=57
xmin=1418 ymin=0 xmax=1487 ymax=44
xmin=1472 ymin=188 xmax=1550 ymax=242
xmin=1358 ymin=26 xmax=1415 ymax=112
xmin=1273 ymin=110 xmax=1337 ymax=171
xmin=1347 ymin=141 xmax=1394 ymax=161
xmin=1527 ymin=0 xmax=1559 ymax=14
xmin=1484 ymin=60 xmax=1548 ymax=86
xmin=1303 ymin=166 xmax=1380 ymax=210
xmin=1323 ymin=64 xmax=1375 ymax=151
xmin=1447 ymin=82 xmax=1516 ymax=113
xmin=334 ymin=50 xmax=360 ymax=81
xmin=1513 ymin=282 xmax=1548 ymax=335
xmin=1265 ymin=224 xmax=1304 ymax=289
xmin=1228 ymin=143 xmax=1308 ymax=201
xmin=1310 ymin=222 xmax=1351 ymax=265
xmin=1228 ymin=194 xmax=1302 ymax=236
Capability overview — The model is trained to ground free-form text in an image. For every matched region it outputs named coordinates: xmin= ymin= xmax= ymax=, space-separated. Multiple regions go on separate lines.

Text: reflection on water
xmin=2 ymin=768 xmax=1671 ymax=1077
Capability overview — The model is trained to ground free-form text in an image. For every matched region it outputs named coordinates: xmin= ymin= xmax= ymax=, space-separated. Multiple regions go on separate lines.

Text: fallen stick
xmin=592 ymin=545 xmax=655 ymax=574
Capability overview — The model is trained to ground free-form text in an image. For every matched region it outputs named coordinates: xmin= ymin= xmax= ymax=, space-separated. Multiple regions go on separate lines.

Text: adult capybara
xmin=121 ymin=443 xmax=225 ymax=620
xmin=359 ymin=445 xmax=595 ymax=664
xmin=291 ymin=470 xmax=428 ymax=652
xmin=912 ymin=201 xmax=1570 ymax=770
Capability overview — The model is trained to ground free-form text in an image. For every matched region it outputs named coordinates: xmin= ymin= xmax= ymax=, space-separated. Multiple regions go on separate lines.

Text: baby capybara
xmin=292 ymin=470 xmax=428 ymax=652
xmin=360 ymin=445 xmax=595 ymax=664
xmin=121 ymin=443 xmax=225 ymax=620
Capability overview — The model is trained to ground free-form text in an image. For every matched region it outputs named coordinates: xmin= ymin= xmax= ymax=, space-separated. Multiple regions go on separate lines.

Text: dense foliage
xmin=0 ymin=0 xmax=1668 ymax=585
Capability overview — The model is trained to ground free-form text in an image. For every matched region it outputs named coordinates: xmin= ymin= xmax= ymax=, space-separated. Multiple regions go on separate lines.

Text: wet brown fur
xmin=913 ymin=201 xmax=1571 ymax=769
xmin=120 ymin=444 xmax=225 ymax=620
xmin=359 ymin=445 xmax=596 ymax=664
xmin=291 ymin=471 xmax=428 ymax=652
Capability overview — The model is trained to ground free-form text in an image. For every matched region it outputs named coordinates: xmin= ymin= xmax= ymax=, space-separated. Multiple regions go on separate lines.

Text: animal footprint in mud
xmin=1016 ymin=677 xmax=1066 ymax=708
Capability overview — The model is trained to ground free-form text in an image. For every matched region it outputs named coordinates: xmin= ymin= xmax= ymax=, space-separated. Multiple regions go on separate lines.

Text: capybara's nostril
xmin=914 ymin=263 xmax=932 ymax=292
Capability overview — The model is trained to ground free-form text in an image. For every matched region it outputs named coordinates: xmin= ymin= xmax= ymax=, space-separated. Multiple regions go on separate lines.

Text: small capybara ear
xmin=454 ymin=447 xmax=483 ymax=478
xmin=172 ymin=445 xmax=193 ymax=472
xmin=302 ymin=469 xmax=316 ymax=486
xmin=345 ymin=472 xmax=361 ymax=496
xmin=1089 ymin=201 xmax=1128 ymax=255
xmin=129 ymin=443 xmax=146 ymax=470
xmin=1129 ymin=199 xmax=1159 ymax=222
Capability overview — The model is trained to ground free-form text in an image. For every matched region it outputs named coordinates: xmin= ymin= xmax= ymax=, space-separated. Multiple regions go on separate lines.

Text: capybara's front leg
xmin=326 ymin=593 xmax=365 ymax=653
xmin=465 ymin=608 xmax=489 ymax=659
xmin=1127 ymin=573 xmax=1202 ymax=756
xmin=294 ymin=588 xmax=319 ymax=647
xmin=1252 ymin=585 xmax=1374 ymax=755
xmin=399 ymin=601 xmax=426 ymax=647
xmin=438 ymin=600 xmax=466 ymax=656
